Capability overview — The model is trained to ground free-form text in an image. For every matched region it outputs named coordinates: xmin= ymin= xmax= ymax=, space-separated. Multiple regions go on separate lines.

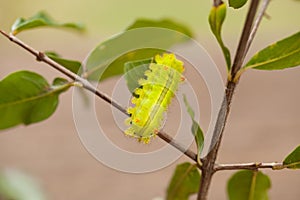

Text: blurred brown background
xmin=0 ymin=0 xmax=300 ymax=199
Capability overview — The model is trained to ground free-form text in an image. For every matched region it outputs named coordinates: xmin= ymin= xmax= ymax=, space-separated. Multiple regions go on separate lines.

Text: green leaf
xmin=11 ymin=11 xmax=84 ymax=35
xmin=124 ymin=58 xmax=153 ymax=93
xmin=167 ymin=163 xmax=201 ymax=200
xmin=227 ymin=170 xmax=271 ymax=200
xmin=126 ymin=18 xmax=193 ymax=38
xmin=183 ymin=95 xmax=204 ymax=161
xmin=0 ymin=169 xmax=46 ymax=200
xmin=84 ymin=18 xmax=193 ymax=82
xmin=283 ymin=145 xmax=300 ymax=169
xmin=45 ymin=52 xmax=82 ymax=74
xmin=86 ymin=48 xmax=164 ymax=81
xmin=229 ymin=0 xmax=248 ymax=9
xmin=0 ymin=71 xmax=71 ymax=130
xmin=209 ymin=3 xmax=231 ymax=70
xmin=245 ymin=31 xmax=300 ymax=70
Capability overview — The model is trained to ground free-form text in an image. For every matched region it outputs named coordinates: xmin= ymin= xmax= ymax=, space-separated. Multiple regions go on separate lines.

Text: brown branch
xmin=197 ymin=0 xmax=261 ymax=199
xmin=234 ymin=0 xmax=271 ymax=82
xmin=0 ymin=29 xmax=197 ymax=164
xmin=0 ymin=30 xmax=127 ymax=113
xmin=231 ymin=0 xmax=260 ymax=77
xmin=244 ymin=0 xmax=271 ymax=57
xmin=215 ymin=162 xmax=285 ymax=171
xmin=157 ymin=131 xmax=198 ymax=164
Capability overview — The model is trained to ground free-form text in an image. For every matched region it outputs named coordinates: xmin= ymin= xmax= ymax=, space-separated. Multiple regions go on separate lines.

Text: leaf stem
xmin=0 ymin=29 xmax=198 ymax=164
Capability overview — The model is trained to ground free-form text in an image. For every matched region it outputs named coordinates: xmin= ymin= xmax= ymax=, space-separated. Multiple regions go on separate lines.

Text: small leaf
xmin=45 ymin=51 xmax=82 ymax=74
xmin=167 ymin=163 xmax=200 ymax=200
xmin=283 ymin=145 xmax=300 ymax=169
xmin=0 ymin=71 xmax=71 ymax=130
xmin=84 ymin=18 xmax=193 ymax=82
xmin=126 ymin=18 xmax=193 ymax=38
xmin=229 ymin=0 xmax=248 ymax=9
xmin=183 ymin=95 xmax=204 ymax=160
xmin=209 ymin=3 xmax=231 ymax=70
xmin=227 ymin=170 xmax=271 ymax=200
xmin=11 ymin=11 xmax=84 ymax=35
xmin=245 ymin=31 xmax=300 ymax=70
xmin=0 ymin=169 xmax=46 ymax=200
xmin=124 ymin=58 xmax=153 ymax=93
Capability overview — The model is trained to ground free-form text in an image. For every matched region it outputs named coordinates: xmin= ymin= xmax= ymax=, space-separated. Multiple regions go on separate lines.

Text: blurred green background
xmin=1 ymin=0 xmax=299 ymax=35
xmin=0 ymin=0 xmax=300 ymax=200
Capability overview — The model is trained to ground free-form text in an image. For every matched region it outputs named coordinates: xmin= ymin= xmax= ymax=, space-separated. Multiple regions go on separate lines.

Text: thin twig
xmin=233 ymin=0 xmax=271 ymax=82
xmin=197 ymin=0 xmax=261 ymax=199
xmin=231 ymin=0 xmax=260 ymax=77
xmin=0 ymin=29 xmax=197 ymax=163
xmin=215 ymin=162 xmax=285 ymax=171
xmin=244 ymin=0 xmax=271 ymax=57
xmin=0 ymin=30 xmax=127 ymax=113
xmin=157 ymin=131 xmax=198 ymax=164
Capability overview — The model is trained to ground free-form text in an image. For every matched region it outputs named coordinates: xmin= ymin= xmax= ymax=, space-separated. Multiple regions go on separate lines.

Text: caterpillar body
xmin=125 ymin=53 xmax=184 ymax=143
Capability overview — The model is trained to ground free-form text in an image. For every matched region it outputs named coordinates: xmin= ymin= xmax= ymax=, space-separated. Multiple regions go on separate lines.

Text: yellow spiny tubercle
xmin=125 ymin=53 xmax=184 ymax=143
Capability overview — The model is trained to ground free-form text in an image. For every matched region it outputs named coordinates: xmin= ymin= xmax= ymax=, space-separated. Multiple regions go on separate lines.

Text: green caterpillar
xmin=125 ymin=53 xmax=185 ymax=143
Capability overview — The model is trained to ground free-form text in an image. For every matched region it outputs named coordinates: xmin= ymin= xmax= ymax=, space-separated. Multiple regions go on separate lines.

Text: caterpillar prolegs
xmin=125 ymin=53 xmax=185 ymax=143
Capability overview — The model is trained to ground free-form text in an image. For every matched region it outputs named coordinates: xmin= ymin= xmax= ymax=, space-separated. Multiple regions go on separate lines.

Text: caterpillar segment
xmin=125 ymin=53 xmax=184 ymax=143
